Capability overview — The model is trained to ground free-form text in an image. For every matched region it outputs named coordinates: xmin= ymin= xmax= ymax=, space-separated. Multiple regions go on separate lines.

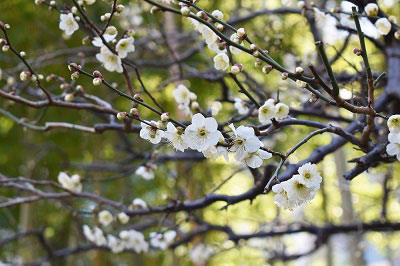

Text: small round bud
xmin=150 ymin=6 xmax=160 ymax=14
xmin=216 ymin=23 xmax=224 ymax=31
xmin=71 ymin=6 xmax=78 ymax=14
xmin=60 ymin=83 xmax=69 ymax=90
xmin=191 ymin=101 xmax=200 ymax=110
xmin=297 ymin=1 xmax=306 ymax=8
xmin=129 ymin=108 xmax=139 ymax=117
xmin=281 ymin=72 xmax=289 ymax=80
xmin=68 ymin=63 xmax=79 ymax=72
xmin=160 ymin=112 xmax=169 ymax=122
xmin=76 ymin=85 xmax=84 ymax=92
xmin=2 ymin=45 xmax=9 ymax=52
xmin=230 ymin=64 xmax=243 ymax=74
xmin=353 ymin=47 xmax=362 ymax=56
xmin=31 ymin=75 xmax=37 ymax=82
xmin=310 ymin=2 xmax=316 ymax=8
xmin=253 ymin=50 xmax=260 ymax=57
xmin=64 ymin=93 xmax=75 ymax=102
xmin=236 ymin=28 xmax=247 ymax=39
xmin=37 ymin=74 xmax=44 ymax=80
xmin=117 ymin=112 xmax=127 ymax=120
xmin=394 ymin=30 xmax=400 ymax=40
xmin=93 ymin=77 xmax=102 ymax=86
xmin=116 ymin=5 xmax=124 ymax=13
xmin=296 ymin=79 xmax=307 ymax=88
xmin=295 ymin=67 xmax=304 ymax=75
xmin=19 ymin=51 xmax=26 ymax=58
xmin=46 ymin=74 xmax=55 ymax=82
xmin=181 ymin=6 xmax=191 ymax=16
xmin=71 ymin=71 xmax=80 ymax=80
xmin=134 ymin=94 xmax=143 ymax=102
xmin=82 ymin=36 xmax=91 ymax=45
xmin=262 ymin=65 xmax=273 ymax=74
xmin=250 ymin=44 xmax=257 ymax=51
xmin=4 ymin=24 xmax=10 ymax=29
xmin=20 ymin=71 xmax=29 ymax=81
xmin=105 ymin=26 xmax=117 ymax=36
xmin=93 ymin=70 xmax=102 ymax=77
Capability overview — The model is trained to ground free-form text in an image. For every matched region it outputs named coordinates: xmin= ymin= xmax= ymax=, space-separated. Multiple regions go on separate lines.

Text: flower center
xmin=198 ymin=128 xmax=207 ymax=136
xmin=295 ymin=182 xmax=305 ymax=190
xmin=261 ymin=107 xmax=270 ymax=114
xmin=304 ymin=172 xmax=311 ymax=179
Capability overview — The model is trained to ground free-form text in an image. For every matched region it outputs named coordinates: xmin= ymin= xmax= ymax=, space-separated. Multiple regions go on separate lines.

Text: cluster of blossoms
xmin=173 ymin=84 xmax=197 ymax=117
xmin=258 ymin=99 xmax=289 ymax=123
xmin=272 ymin=163 xmax=322 ymax=210
xmin=189 ymin=244 xmax=215 ymax=265
xmin=57 ymin=172 xmax=82 ymax=192
xmin=386 ymin=115 xmax=400 ymax=160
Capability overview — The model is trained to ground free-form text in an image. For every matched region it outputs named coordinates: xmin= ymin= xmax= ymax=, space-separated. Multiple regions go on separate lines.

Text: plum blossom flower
xmin=210 ymin=101 xmax=223 ymax=116
xmin=135 ymin=165 xmax=155 ymax=180
xmin=131 ymin=198 xmax=147 ymax=209
xmin=297 ymin=162 xmax=322 ymax=188
xmin=96 ymin=46 xmax=123 ymax=73
xmin=213 ymin=53 xmax=230 ymax=71
xmin=107 ymin=235 xmax=125 ymax=254
xmin=364 ymin=3 xmax=378 ymax=16
xmin=202 ymin=145 xmax=229 ymax=161
xmin=117 ymin=212 xmax=130 ymax=224
xmin=229 ymin=33 xmax=243 ymax=55
xmin=211 ymin=10 xmax=224 ymax=20
xmin=387 ymin=115 xmax=400 ymax=133
xmin=272 ymin=182 xmax=295 ymax=210
xmin=234 ymin=98 xmax=249 ymax=115
xmin=140 ymin=121 xmax=165 ymax=144
xmin=116 ymin=37 xmax=135 ymax=58
xmin=229 ymin=124 xmax=262 ymax=161
xmin=59 ymin=13 xmax=79 ymax=36
xmin=98 ymin=210 xmax=113 ymax=227
xmin=386 ymin=142 xmax=400 ymax=161
xmin=119 ymin=230 xmax=149 ymax=253
xmin=244 ymin=149 xmax=272 ymax=168
xmin=57 ymin=172 xmax=82 ymax=192
xmin=173 ymin=84 xmax=196 ymax=107
xmin=388 ymin=133 xmax=400 ymax=144
xmin=189 ymin=244 xmax=214 ymax=264
xmin=149 ymin=231 xmax=176 ymax=250
xmin=275 ymin=102 xmax=289 ymax=120
xmin=285 ymin=175 xmax=316 ymax=204
xmin=258 ymin=99 xmax=276 ymax=123
xmin=375 ymin=18 xmax=391 ymax=35
xmin=83 ymin=225 xmax=107 ymax=246
xmin=165 ymin=122 xmax=188 ymax=152
xmin=183 ymin=113 xmax=223 ymax=152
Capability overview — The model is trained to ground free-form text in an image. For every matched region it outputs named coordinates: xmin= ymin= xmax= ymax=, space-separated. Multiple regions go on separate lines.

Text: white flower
xmin=173 ymin=84 xmax=194 ymax=107
xmin=116 ymin=37 xmax=135 ymax=58
xmin=272 ymin=182 xmax=295 ymax=210
xmin=117 ymin=212 xmax=130 ymax=224
xmin=229 ymin=33 xmax=243 ymax=55
xmin=57 ymin=172 xmax=82 ymax=192
xmin=387 ymin=115 xmax=400 ymax=133
xmin=275 ymin=102 xmax=289 ymax=120
xmin=210 ymin=101 xmax=223 ymax=116
xmin=119 ymin=230 xmax=149 ymax=253
xmin=229 ymin=124 xmax=262 ymax=161
xmin=107 ymin=234 xmax=125 ymax=254
xmin=285 ymin=175 xmax=317 ymax=204
xmin=244 ymin=149 xmax=272 ymax=168
xmin=364 ymin=3 xmax=378 ymax=16
xmin=313 ymin=8 xmax=326 ymax=22
xmin=183 ymin=113 xmax=223 ymax=152
xmin=258 ymin=99 xmax=276 ymax=123
xmin=135 ymin=165 xmax=155 ymax=180
xmin=83 ymin=225 xmax=107 ymax=246
xmin=140 ymin=121 xmax=165 ymax=144
xmin=149 ymin=230 xmax=176 ymax=250
xmin=98 ymin=210 xmax=113 ymax=227
xmin=96 ymin=46 xmax=123 ymax=73
xmin=375 ymin=18 xmax=391 ymax=35
xmin=388 ymin=133 xmax=400 ymax=143
xmin=202 ymin=145 xmax=229 ymax=161
xmin=92 ymin=34 xmax=116 ymax=47
xmin=83 ymin=0 xmax=96 ymax=4
xmin=131 ymin=198 xmax=148 ymax=209
xmin=59 ymin=13 xmax=79 ymax=36
xmin=83 ymin=225 xmax=95 ymax=243
xmin=213 ymin=53 xmax=230 ymax=71
xmin=297 ymin=162 xmax=322 ymax=188
xmin=234 ymin=98 xmax=249 ymax=115
xmin=211 ymin=10 xmax=224 ymax=20
xmin=386 ymin=142 xmax=400 ymax=161
xmin=165 ymin=122 xmax=188 ymax=152
xmin=200 ymin=26 xmax=218 ymax=46
xmin=189 ymin=244 xmax=214 ymax=264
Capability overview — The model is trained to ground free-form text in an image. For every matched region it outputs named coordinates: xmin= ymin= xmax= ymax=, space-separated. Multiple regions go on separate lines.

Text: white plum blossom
xmin=82 ymin=0 xmax=96 ymax=4
xmin=364 ymin=3 xmax=379 ymax=16
xmin=135 ymin=165 xmax=155 ymax=180
xmin=107 ymin=234 xmax=125 ymax=254
xmin=202 ymin=145 xmax=229 ymax=161
xmin=244 ymin=149 xmax=272 ymax=168
xmin=272 ymin=182 xmax=295 ymax=210
xmin=387 ymin=115 xmax=400 ymax=133
xmin=173 ymin=84 xmax=196 ymax=108
xmin=119 ymin=230 xmax=149 ymax=253
xmin=234 ymin=98 xmax=249 ymax=115
xmin=229 ymin=124 xmax=262 ymax=161
xmin=57 ymin=172 xmax=82 ymax=192
xmin=258 ymin=99 xmax=276 ymax=123
xmin=96 ymin=46 xmax=123 ymax=73
xmin=213 ymin=53 xmax=230 ymax=71
xmin=140 ymin=121 xmax=165 ymax=144
xmin=117 ymin=212 xmax=130 ymax=224
xmin=83 ymin=225 xmax=107 ymax=246
xmin=183 ymin=113 xmax=223 ymax=152
xmin=285 ymin=175 xmax=316 ymax=205
xmin=131 ymin=198 xmax=148 ymax=209
xmin=210 ymin=101 xmax=223 ymax=116
xmin=388 ymin=133 xmax=400 ymax=144
xmin=297 ymin=162 xmax=322 ymax=188
xmin=211 ymin=10 xmax=224 ymax=20
xmin=229 ymin=33 xmax=243 ymax=55
xmin=165 ymin=122 xmax=188 ymax=152
xmin=149 ymin=230 xmax=176 ymax=250
xmin=386 ymin=142 xmax=400 ymax=160
xmin=98 ymin=210 xmax=113 ymax=227
xmin=275 ymin=102 xmax=289 ymax=120
xmin=189 ymin=244 xmax=214 ymax=264
xmin=116 ymin=37 xmax=135 ymax=58
xmin=59 ymin=13 xmax=79 ymax=36
xmin=375 ymin=18 xmax=391 ymax=35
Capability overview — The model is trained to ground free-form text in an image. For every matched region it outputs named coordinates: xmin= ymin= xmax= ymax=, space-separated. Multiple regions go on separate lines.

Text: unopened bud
xmin=93 ymin=70 xmax=102 ymax=77
xmin=281 ymin=72 xmax=289 ymax=80
xmin=49 ymin=0 xmax=56 ymax=7
xmin=134 ymin=94 xmax=143 ymax=102
xmin=71 ymin=71 xmax=80 ymax=80
xmin=191 ymin=101 xmax=200 ymax=110
xmin=46 ymin=74 xmax=55 ymax=82
xmin=250 ymin=43 xmax=257 ymax=51
xmin=230 ymin=64 xmax=243 ymax=74
xmin=2 ymin=45 xmax=9 ymax=52
xmin=253 ymin=50 xmax=260 ymax=57
xmin=71 ymin=6 xmax=78 ymax=14
xmin=353 ymin=47 xmax=362 ymax=56
xmin=82 ymin=36 xmax=91 ymax=45
xmin=20 ymin=71 xmax=30 ymax=81
xmin=64 ymin=93 xmax=75 ymax=102
xmin=161 ymin=112 xmax=169 ymax=122
xmin=236 ymin=28 xmax=247 ymax=39
xmin=129 ymin=108 xmax=139 ymax=117
xmin=295 ymin=67 xmax=304 ymax=75
xmin=150 ymin=6 xmax=160 ymax=14
xmin=180 ymin=6 xmax=191 ymax=16
xmin=117 ymin=112 xmax=127 ymax=120
xmin=93 ymin=77 xmax=102 ymax=86
xmin=105 ymin=26 xmax=117 ymax=36
xmin=216 ymin=23 xmax=224 ymax=31
xmin=19 ymin=51 xmax=26 ymax=58
xmin=31 ymin=75 xmax=37 ymax=82
xmin=37 ymin=74 xmax=44 ymax=80
xmin=296 ymin=79 xmax=307 ymax=88
xmin=394 ymin=30 xmax=400 ymax=40
xmin=262 ymin=65 xmax=273 ymax=74
xmin=76 ymin=85 xmax=84 ymax=92
xmin=116 ymin=5 xmax=124 ymax=13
